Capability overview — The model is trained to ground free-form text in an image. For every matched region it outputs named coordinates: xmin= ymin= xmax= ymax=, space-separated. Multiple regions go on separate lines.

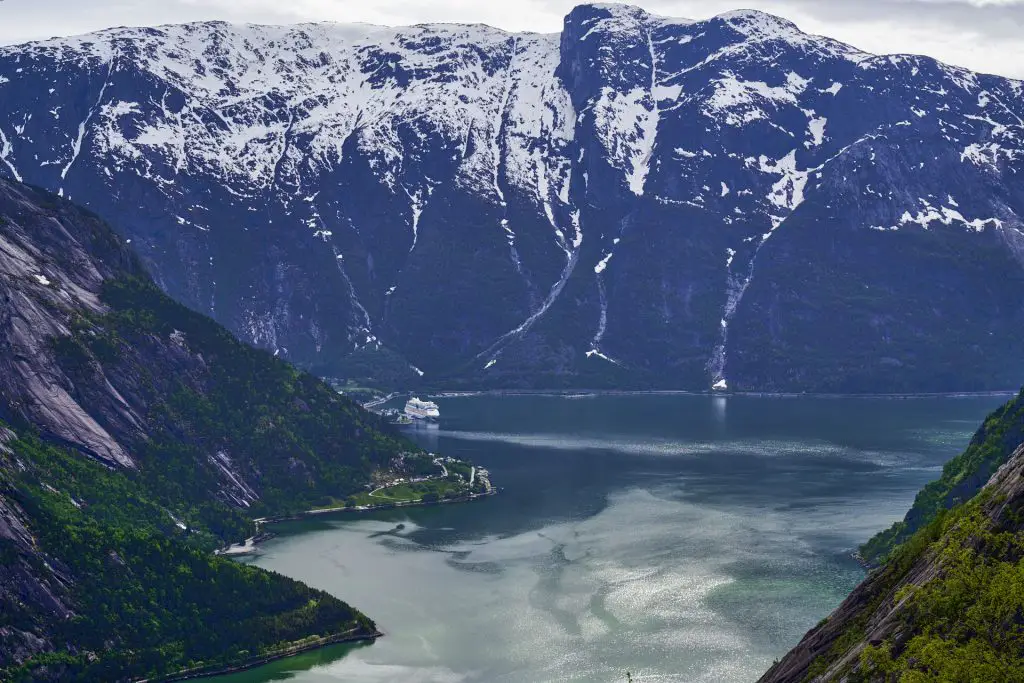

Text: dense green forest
xmin=860 ymin=389 xmax=1024 ymax=564
xmin=5 ymin=274 xmax=483 ymax=681
xmin=796 ymin=488 xmax=1024 ymax=681
xmin=56 ymin=275 xmax=442 ymax=522
xmin=5 ymin=275 xmax=471 ymax=679
xmin=858 ymin=496 xmax=1024 ymax=681
xmin=0 ymin=429 xmax=377 ymax=682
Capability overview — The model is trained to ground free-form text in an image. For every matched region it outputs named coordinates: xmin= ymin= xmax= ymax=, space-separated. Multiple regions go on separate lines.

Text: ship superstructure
xmin=404 ymin=397 xmax=440 ymax=422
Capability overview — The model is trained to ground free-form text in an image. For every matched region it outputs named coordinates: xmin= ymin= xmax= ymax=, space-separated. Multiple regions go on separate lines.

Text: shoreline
xmin=264 ymin=488 xmax=498 ymax=525
xmin=424 ymin=388 xmax=1017 ymax=399
xmin=144 ymin=629 xmax=384 ymax=682
xmin=218 ymin=489 xmax=498 ymax=556
xmin=198 ymin=492 xmax=496 ymax=678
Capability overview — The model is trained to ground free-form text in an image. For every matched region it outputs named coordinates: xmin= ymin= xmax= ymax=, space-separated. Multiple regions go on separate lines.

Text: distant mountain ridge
xmin=2 ymin=3 xmax=1024 ymax=391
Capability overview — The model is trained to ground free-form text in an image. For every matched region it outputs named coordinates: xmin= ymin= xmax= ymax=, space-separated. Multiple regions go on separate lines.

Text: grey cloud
xmin=605 ymin=0 xmax=1024 ymax=75
xmin=780 ymin=0 xmax=1024 ymax=40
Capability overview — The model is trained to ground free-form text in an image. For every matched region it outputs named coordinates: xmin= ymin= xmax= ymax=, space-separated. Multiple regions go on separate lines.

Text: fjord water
xmin=219 ymin=394 xmax=1004 ymax=683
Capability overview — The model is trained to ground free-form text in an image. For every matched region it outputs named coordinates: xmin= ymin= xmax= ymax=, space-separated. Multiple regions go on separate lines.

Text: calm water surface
xmin=215 ymin=394 xmax=1004 ymax=683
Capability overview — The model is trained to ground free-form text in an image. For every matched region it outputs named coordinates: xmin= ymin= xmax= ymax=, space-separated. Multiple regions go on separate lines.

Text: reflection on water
xmin=712 ymin=395 xmax=728 ymax=431
xmin=208 ymin=642 xmax=373 ymax=682
xmin=215 ymin=394 xmax=1005 ymax=683
xmin=407 ymin=422 xmax=442 ymax=452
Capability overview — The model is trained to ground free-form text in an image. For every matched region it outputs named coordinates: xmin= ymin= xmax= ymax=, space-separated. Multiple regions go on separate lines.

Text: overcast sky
xmin=1 ymin=0 xmax=1023 ymax=78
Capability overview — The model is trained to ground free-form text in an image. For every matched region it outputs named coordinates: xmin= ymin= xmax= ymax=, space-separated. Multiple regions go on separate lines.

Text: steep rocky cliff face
xmin=0 ymin=177 xmax=420 ymax=506
xmin=760 ymin=425 xmax=1024 ymax=682
xmin=2 ymin=3 xmax=1024 ymax=391
xmin=0 ymin=180 xmax=143 ymax=466
xmin=0 ymin=427 xmax=75 ymax=672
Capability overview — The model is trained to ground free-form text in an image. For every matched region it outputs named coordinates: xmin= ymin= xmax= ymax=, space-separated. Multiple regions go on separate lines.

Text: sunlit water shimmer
xmin=216 ymin=394 xmax=1006 ymax=683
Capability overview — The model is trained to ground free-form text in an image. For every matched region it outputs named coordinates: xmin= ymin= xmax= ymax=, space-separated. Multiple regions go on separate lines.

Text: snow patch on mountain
xmin=806 ymin=114 xmax=827 ymax=147
xmin=700 ymin=70 xmax=813 ymax=133
xmin=758 ymin=150 xmax=809 ymax=229
xmin=871 ymin=199 xmax=1006 ymax=232
xmin=3 ymin=4 xmax=1024 ymax=390
xmin=0 ymin=126 xmax=22 ymax=181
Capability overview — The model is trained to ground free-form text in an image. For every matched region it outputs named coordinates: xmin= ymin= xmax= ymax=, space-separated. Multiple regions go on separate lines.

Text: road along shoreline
xmin=217 ymin=489 xmax=498 ymax=556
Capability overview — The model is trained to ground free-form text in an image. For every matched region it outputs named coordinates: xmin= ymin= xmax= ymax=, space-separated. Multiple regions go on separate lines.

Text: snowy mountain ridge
xmin=2 ymin=3 xmax=1023 ymax=391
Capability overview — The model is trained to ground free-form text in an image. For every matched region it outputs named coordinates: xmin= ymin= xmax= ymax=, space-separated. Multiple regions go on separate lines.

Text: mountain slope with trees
xmin=860 ymin=389 xmax=1024 ymax=565
xmin=0 ymin=429 xmax=378 ymax=682
xmin=759 ymin=390 xmax=1024 ymax=682
xmin=0 ymin=177 xmax=462 ymax=679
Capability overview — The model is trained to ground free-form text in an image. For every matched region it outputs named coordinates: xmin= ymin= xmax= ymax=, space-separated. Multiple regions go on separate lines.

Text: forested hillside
xmin=760 ymin=390 xmax=1024 ymax=682
xmin=0 ymin=429 xmax=377 ymax=682
xmin=0 ymin=177 xmax=461 ymax=679
xmin=860 ymin=390 xmax=1024 ymax=564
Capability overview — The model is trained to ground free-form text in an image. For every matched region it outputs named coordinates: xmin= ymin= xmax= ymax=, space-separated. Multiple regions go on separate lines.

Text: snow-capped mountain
xmin=2 ymin=3 xmax=1023 ymax=391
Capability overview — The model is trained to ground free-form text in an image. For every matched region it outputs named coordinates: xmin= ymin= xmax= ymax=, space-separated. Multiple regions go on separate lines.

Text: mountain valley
xmin=3 ymin=3 xmax=1024 ymax=682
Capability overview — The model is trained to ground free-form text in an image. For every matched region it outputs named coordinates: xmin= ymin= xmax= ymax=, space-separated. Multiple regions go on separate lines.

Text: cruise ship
xmin=404 ymin=397 xmax=440 ymax=423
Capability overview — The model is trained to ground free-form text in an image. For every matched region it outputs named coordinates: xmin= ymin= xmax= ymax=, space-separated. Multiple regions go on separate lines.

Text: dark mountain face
xmin=2 ymin=3 xmax=1023 ymax=391
xmin=0 ymin=179 xmax=145 ymax=467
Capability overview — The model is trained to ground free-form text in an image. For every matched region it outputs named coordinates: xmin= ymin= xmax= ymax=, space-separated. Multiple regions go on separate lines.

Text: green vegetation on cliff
xmin=762 ymin=390 xmax=1024 ymax=683
xmin=0 ymin=178 xmax=484 ymax=680
xmin=0 ymin=430 xmax=376 ymax=683
xmin=346 ymin=479 xmax=472 ymax=508
xmin=56 ymin=275 xmax=441 ymax=520
xmin=5 ymin=275 xmax=471 ymax=677
xmin=860 ymin=390 xmax=1024 ymax=565
xmin=857 ymin=492 xmax=1024 ymax=681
